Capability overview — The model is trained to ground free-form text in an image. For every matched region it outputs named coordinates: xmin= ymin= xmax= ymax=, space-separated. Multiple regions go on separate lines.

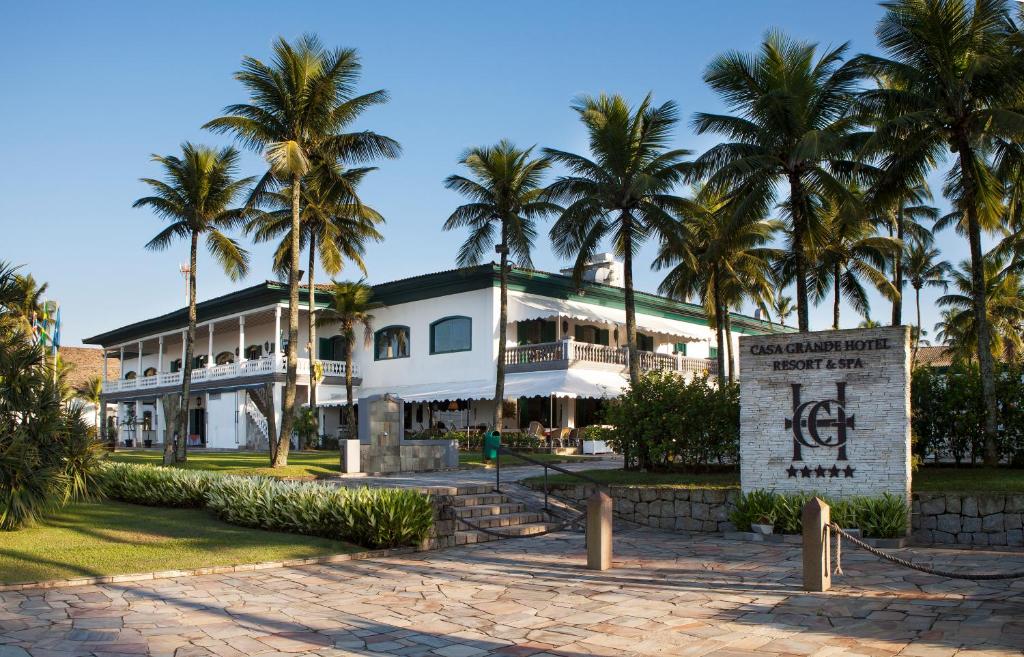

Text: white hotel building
xmin=85 ymin=255 xmax=790 ymax=449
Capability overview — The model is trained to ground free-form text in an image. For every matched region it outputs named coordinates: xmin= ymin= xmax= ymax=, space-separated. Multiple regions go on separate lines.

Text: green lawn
xmin=522 ymin=466 xmax=1024 ymax=493
xmin=107 ymin=449 xmax=340 ymax=478
xmin=460 ymin=452 xmax=592 ymax=468
xmin=0 ymin=501 xmax=357 ymax=586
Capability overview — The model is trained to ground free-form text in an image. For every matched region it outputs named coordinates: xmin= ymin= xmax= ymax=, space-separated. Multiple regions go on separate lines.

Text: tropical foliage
xmin=730 ymin=490 xmax=909 ymax=539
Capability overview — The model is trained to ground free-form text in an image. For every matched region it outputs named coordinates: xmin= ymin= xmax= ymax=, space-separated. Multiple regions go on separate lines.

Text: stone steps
xmin=455 ymin=522 xmax=559 ymax=545
xmin=451 ymin=493 xmax=506 ymax=507
xmin=446 ymin=488 xmax=556 ymax=545
xmin=453 ymin=503 xmax=526 ymax=518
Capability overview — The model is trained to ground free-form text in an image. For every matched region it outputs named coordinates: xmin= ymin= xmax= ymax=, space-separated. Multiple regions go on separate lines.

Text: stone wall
xmin=531 ymin=483 xmax=740 ymax=533
xmin=422 ymin=493 xmax=456 ymax=550
xmin=912 ymin=493 xmax=1024 ymax=547
xmin=740 ymin=326 xmax=912 ymax=501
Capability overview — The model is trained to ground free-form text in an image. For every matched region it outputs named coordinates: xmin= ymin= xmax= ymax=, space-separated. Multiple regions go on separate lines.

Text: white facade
xmin=89 ymin=262 xmax=785 ymax=449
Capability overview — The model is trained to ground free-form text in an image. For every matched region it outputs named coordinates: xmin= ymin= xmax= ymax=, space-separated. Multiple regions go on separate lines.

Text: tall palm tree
xmin=857 ymin=0 xmax=1024 ymax=465
xmin=134 ymin=143 xmax=252 ymax=465
xmin=545 ymin=94 xmax=691 ymax=384
xmin=937 ymin=253 xmax=1024 ymax=363
xmin=809 ymin=193 xmax=900 ymax=329
xmin=205 ymin=35 xmax=399 ymax=467
xmin=317 ymin=280 xmax=374 ymax=462
xmin=655 ymin=184 xmax=779 ymax=383
xmin=74 ymin=376 xmax=104 ymax=438
xmin=695 ymin=30 xmax=865 ymax=331
xmin=905 ymin=243 xmax=952 ymax=360
xmin=251 ymin=162 xmax=384 ymax=444
xmin=772 ymin=295 xmax=796 ymax=327
xmin=443 ymin=141 xmax=557 ymax=429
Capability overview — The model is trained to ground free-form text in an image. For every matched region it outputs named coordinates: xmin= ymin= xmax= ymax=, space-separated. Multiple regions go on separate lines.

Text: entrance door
xmin=205 ymin=392 xmax=238 ymax=449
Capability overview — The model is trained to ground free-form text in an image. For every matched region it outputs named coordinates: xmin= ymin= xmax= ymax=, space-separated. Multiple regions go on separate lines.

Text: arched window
xmin=143 ymin=367 xmax=157 ymax=377
xmin=430 ymin=316 xmax=472 ymax=354
xmin=124 ymin=371 xmax=136 ymax=380
xmin=374 ymin=326 xmax=410 ymax=360
xmin=245 ymin=344 xmax=263 ymax=360
xmin=215 ymin=351 xmax=235 ymax=365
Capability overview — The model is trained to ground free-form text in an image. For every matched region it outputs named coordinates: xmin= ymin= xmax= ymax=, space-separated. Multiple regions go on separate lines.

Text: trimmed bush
xmin=730 ymin=490 xmax=909 ymax=539
xmin=100 ymin=462 xmax=217 ymax=508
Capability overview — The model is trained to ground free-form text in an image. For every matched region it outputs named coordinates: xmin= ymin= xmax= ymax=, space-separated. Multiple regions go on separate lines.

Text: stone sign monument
xmin=739 ymin=326 xmax=911 ymax=501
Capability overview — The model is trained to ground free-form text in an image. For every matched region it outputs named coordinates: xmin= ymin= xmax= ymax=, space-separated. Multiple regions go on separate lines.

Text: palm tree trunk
xmin=789 ymin=172 xmax=810 ymax=332
xmin=724 ymin=309 xmax=735 ymax=384
xmin=914 ymin=285 xmax=922 ymax=364
xmin=172 ymin=231 xmax=198 ymax=465
xmin=622 ymin=212 xmax=640 ymax=385
xmin=956 ymin=139 xmax=999 ymax=467
xmin=713 ymin=270 xmax=727 ymax=383
xmin=306 ymin=232 xmax=317 ymax=451
xmin=341 ymin=333 xmax=355 ymax=469
xmin=276 ymin=173 xmax=302 ymax=467
xmin=833 ymin=264 xmax=841 ymax=330
xmin=493 ymin=221 xmax=509 ymax=432
xmin=892 ymin=208 xmax=904 ymax=326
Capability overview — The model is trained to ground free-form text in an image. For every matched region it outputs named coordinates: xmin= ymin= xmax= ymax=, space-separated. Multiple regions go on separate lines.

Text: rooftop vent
xmin=560 ymin=252 xmax=624 ymax=288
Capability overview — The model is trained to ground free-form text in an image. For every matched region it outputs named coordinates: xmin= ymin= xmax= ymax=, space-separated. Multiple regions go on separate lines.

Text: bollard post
xmin=587 ymin=491 xmax=612 ymax=571
xmin=802 ymin=497 xmax=831 ymax=592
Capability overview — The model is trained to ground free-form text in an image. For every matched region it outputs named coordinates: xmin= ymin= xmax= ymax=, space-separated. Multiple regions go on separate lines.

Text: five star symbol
xmin=785 ymin=463 xmax=855 ymax=478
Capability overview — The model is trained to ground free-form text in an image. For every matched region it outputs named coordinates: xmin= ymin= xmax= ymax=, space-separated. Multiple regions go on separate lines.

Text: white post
xmin=180 ymin=330 xmax=186 ymax=367
xmin=137 ymin=341 xmax=143 ymax=380
xmin=102 ymin=350 xmax=108 ymax=384
xmin=157 ymin=336 xmax=164 ymax=373
xmin=238 ymin=316 xmax=246 ymax=363
xmin=135 ymin=399 xmax=142 ymax=447
xmin=119 ymin=346 xmax=124 ymax=378
xmin=274 ymin=305 xmax=282 ymax=366
xmin=207 ymin=323 xmax=214 ymax=367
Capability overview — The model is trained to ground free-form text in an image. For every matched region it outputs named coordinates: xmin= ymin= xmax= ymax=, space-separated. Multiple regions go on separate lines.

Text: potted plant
xmin=143 ymin=437 xmax=153 ymax=448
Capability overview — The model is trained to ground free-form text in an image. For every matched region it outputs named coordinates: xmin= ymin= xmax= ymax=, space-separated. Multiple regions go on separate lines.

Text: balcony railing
xmin=103 ymin=355 xmax=354 ymax=393
xmin=505 ymin=339 xmax=716 ymax=376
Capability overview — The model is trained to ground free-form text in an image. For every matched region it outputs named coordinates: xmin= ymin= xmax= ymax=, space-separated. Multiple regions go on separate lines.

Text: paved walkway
xmin=3 ymin=527 xmax=1023 ymax=656
xmin=333 ymin=456 xmax=623 ymax=490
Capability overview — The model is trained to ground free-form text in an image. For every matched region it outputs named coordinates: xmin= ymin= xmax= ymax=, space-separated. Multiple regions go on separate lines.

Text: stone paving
xmin=2 ymin=527 xmax=1023 ymax=657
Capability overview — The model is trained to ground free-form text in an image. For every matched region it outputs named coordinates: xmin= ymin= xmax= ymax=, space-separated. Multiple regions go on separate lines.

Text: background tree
xmin=937 ymin=253 xmax=1024 ymax=363
xmin=857 ymin=0 xmax=1024 ymax=465
xmin=251 ymin=162 xmax=383 ymax=446
xmin=443 ymin=141 xmax=557 ymax=429
xmin=74 ymin=375 xmax=104 ymax=437
xmin=656 ymin=184 xmax=779 ymax=383
xmin=695 ymin=30 xmax=865 ymax=331
xmin=905 ymin=242 xmax=951 ymax=360
xmin=317 ymin=280 xmax=374 ymax=464
xmin=771 ymin=294 xmax=795 ymax=326
xmin=134 ymin=143 xmax=252 ymax=464
xmin=206 ymin=35 xmax=398 ymax=467
xmin=546 ymin=94 xmax=691 ymax=384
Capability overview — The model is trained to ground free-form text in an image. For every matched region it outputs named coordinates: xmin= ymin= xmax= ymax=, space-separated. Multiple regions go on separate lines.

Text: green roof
xmin=84 ymin=264 xmax=793 ymax=347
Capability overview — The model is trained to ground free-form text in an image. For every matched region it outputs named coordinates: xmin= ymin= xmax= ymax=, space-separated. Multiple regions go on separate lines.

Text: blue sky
xmin=1 ymin=1 xmax=970 ymax=346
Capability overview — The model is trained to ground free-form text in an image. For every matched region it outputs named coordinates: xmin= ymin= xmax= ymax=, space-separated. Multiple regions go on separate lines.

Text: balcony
xmin=504 ymin=339 xmax=716 ymax=376
xmin=102 ymin=355 xmax=355 ymax=394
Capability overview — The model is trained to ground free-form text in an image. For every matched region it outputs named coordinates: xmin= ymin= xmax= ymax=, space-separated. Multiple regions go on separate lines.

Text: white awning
xmin=509 ymin=295 xmax=704 ymax=342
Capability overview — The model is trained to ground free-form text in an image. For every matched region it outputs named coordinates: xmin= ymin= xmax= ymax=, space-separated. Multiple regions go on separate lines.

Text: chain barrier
xmin=448 ymin=508 xmax=586 ymax=540
xmin=829 ymin=523 xmax=1024 ymax=581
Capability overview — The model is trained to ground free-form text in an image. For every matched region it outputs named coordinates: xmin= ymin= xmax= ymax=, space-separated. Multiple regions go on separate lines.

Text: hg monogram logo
xmin=784 ymin=382 xmax=854 ymax=462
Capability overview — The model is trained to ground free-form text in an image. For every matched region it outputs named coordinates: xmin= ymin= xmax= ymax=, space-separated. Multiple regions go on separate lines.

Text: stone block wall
xmin=422 ymin=493 xmax=456 ymax=550
xmin=532 ymin=483 xmax=740 ymax=533
xmin=912 ymin=493 xmax=1024 ymax=547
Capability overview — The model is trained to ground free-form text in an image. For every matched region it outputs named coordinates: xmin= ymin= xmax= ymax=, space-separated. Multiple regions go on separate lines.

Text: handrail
xmin=495 ymin=445 xmax=608 ymax=516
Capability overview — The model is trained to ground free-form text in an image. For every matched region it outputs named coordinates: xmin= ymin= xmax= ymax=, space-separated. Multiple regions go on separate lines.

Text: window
xmin=430 ymin=316 xmax=472 ymax=354
xmin=244 ymin=344 xmax=263 ymax=360
xmin=575 ymin=324 xmax=609 ymax=346
xmin=170 ymin=358 xmax=182 ymax=373
xmin=124 ymin=371 xmax=136 ymax=380
xmin=375 ymin=326 xmax=410 ymax=360
xmin=674 ymin=342 xmax=688 ymax=357
xmin=709 ymin=347 xmax=718 ymax=359
xmin=637 ymin=333 xmax=654 ymax=352
xmin=318 ymin=336 xmax=347 ymax=360
xmin=517 ymin=319 xmax=556 ymax=345
xmin=215 ymin=351 xmax=234 ymax=365
xmin=143 ymin=367 xmax=157 ymax=377
xmin=193 ymin=355 xmax=208 ymax=368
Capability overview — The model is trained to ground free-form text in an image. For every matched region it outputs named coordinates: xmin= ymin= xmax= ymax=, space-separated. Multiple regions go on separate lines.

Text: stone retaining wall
xmin=532 ymin=483 xmax=740 ymax=533
xmin=912 ymin=493 xmax=1024 ymax=547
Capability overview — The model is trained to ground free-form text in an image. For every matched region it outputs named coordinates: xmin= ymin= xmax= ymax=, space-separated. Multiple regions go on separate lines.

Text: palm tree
xmin=905 ymin=243 xmax=952 ymax=360
xmin=317 ymin=280 xmax=374 ymax=462
xmin=857 ymin=0 xmax=1024 ymax=465
xmin=251 ymin=162 xmax=384 ymax=444
xmin=655 ymin=184 xmax=779 ymax=382
xmin=74 ymin=376 xmax=104 ymax=438
xmin=695 ymin=30 xmax=865 ymax=331
xmin=772 ymin=294 xmax=795 ymax=326
xmin=443 ymin=141 xmax=558 ymax=429
xmin=545 ymin=94 xmax=691 ymax=384
xmin=937 ymin=253 xmax=1024 ymax=363
xmin=205 ymin=34 xmax=399 ymax=467
xmin=134 ymin=143 xmax=252 ymax=465
xmin=859 ymin=316 xmax=882 ymax=328
xmin=809 ymin=193 xmax=900 ymax=329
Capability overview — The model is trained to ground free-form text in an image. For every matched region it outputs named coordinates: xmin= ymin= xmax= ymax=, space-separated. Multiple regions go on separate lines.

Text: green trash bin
xmin=482 ymin=430 xmax=501 ymax=461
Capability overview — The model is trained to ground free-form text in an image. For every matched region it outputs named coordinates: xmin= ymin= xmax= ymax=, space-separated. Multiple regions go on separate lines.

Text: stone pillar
xmin=802 ymin=498 xmax=832 ymax=592
xmin=587 ymin=491 xmax=612 ymax=571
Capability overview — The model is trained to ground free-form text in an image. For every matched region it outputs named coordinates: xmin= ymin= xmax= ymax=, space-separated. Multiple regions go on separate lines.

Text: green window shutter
xmin=709 ymin=347 xmax=718 ymax=359
xmin=574 ymin=325 xmax=584 ymax=341
xmin=638 ymin=333 xmax=653 ymax=351
xmin=541 ymin=320 xmax=556 ymax=342
xmin=318 ymin=337 xmax=333 ymax=360
xmin=598 ymin=328 xmax=610 ymax=346
xmin=675 ymin=342 xmax=687 ymax=356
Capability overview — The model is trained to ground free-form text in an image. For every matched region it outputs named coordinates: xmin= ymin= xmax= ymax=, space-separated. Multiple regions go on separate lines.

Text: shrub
xmin=855 ymin=494 xmax=909 ymax=539
xmin=101 ymin=462 xmax=216 ymax=507
xmin=601 ymin=371 xmax=739 ymax=470
xmin=329 ymin=487 xmax=434 ymax=548
xmin=731 ymin=490 xmax=909 ymax=539
xmin=728 ymin=490 xmax=777 ymax=530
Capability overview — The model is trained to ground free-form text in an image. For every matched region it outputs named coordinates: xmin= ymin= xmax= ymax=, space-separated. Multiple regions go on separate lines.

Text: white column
xmin=157 ymin=336 xmax=164 ymax=372
xmin=238 ymin=316 xmax=246 ymax=363
xmin=137 ymin=341 xmax=143 ymax=379
xmin=135 ymin=399 xmax=142 ymax=446
xmin=180 ymin=329 xmax=186 ymax=370
xmin=207 ymin=323 xmax=214 ymax=367
xmin=119 ymin=346 xmax=125 ymax=377
xmin=274 ymin=306 xmax=282 ymax=355
xmin=102 ymin=351 xmax=108 ymax=383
